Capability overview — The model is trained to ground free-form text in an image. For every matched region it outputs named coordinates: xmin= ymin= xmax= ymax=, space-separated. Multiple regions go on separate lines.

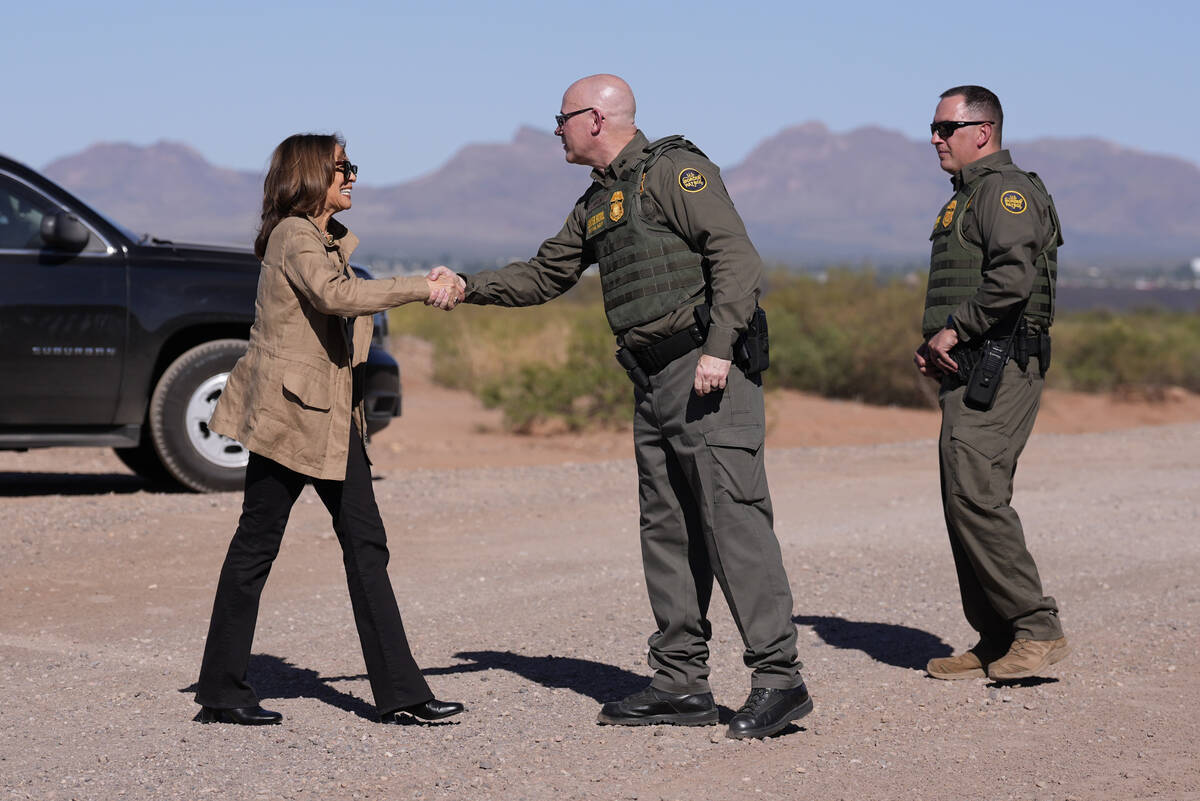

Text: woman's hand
xmin=425 ymin=266 xmax=466 ymax=310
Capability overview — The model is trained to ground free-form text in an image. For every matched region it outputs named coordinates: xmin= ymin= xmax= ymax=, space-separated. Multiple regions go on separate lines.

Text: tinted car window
xmin=0 ymin=174 xmax=105 ymax=252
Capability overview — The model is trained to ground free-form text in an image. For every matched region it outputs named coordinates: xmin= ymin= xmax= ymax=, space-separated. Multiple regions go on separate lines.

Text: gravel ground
xmin=1 ymin=423 xmax=1198 ymax=801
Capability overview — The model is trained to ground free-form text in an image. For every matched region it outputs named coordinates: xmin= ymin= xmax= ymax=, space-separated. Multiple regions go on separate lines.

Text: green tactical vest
xmin=583 ymin=136 xmax=707 ymax=334
xmin=923 ymin=165 xmax=1061 ymax=339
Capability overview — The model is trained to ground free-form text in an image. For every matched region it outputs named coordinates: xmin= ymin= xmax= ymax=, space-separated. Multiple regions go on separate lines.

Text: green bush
xmin=478 ymin=311 xmax=629 ymax=432
xmin=389 ymin=270 xmax=1199 ymax=431
xmin=764 ymin=270 xmax=931 ymax=406
xmin=1051 ymin=310 xmax=1200 ymax=392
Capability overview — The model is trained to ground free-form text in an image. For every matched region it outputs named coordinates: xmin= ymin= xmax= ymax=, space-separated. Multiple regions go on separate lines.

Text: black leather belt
xmin=629 ymin=322 xmax=707 ymax=375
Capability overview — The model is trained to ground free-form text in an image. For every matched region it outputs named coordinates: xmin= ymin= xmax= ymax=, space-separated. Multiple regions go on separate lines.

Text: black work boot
xmin=596 ymin=685 xmax=718 ymax=727
xmin=726 ymin=683 xmax=813 ymax=739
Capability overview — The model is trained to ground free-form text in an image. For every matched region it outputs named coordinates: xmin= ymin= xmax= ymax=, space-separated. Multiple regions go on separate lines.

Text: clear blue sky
xmin=4 ymin=0 xmax=1197 ymax=184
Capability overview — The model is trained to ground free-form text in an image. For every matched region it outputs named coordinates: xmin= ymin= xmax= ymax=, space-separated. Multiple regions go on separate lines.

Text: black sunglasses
xmin=554 ymin=107 xmax=594 ymax=128
xmin=930 ymin=120 xmax=993 ymax=139
xmin=334 ymin=160 xmax=358 ymax=180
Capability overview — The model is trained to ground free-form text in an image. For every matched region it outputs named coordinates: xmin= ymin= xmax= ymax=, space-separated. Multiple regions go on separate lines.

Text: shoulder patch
xmin=1000 ymin=190 xmax=1027 ymax=215
xmin=678 ymin=168 xmax=707 ymax=193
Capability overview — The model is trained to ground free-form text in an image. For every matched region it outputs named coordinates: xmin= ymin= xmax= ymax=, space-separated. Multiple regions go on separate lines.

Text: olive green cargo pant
xmin=633 ymin=348 xmax=801 ymax=694
xmin=938 ymin=357 xmax=1063 ymax=645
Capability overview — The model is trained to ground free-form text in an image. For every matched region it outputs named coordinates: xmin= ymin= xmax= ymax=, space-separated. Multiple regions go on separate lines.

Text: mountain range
xmin=39 ymin=125 xmax=1200 ymax=269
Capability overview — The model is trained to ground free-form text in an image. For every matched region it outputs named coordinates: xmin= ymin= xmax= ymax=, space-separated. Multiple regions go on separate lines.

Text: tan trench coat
xmin=209 ymin=215 xmax=426 ymax=480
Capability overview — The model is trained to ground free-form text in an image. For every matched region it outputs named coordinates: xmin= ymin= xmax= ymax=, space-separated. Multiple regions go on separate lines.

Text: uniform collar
xmin=591 ymin=130 xmax=651 ymax=185
xmin=952 ymin=149 xmax=1012 ymax=191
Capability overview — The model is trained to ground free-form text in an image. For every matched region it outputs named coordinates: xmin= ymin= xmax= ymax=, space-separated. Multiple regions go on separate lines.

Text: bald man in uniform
xmin=431 ymin=74 xmax=811 ymax=739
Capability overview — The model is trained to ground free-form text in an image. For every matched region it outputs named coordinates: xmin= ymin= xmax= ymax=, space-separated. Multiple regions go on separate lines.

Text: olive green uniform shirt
xmin=462 ymin=130 xmax=763 ymax=360
xmin=946 ymin=150 xmax=1056 ymax=343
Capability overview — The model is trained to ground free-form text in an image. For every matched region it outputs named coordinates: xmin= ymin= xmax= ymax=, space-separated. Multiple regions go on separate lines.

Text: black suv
xmin=0 ymin=154 xmax=401 ymax=492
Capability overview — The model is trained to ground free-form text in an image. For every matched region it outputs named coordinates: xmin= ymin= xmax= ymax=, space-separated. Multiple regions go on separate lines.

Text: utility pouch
xmin=1013 ymin=322 xmax=1030 ymax=372
xmin=615 ymin=347 xmax=651 ymax=392
xmin=696 ymin=304 xmax=771 ymax=376
xmin=734 ymin=306 xmax=770 ymax=375
xmin=963 ymin=338 xmax=1010 ymax=411
xmin=1039 ymin=332 xmax=1052 ymax=377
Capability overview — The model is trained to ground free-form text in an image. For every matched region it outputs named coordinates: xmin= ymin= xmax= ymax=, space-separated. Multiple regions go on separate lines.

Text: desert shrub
xmin=1051 ymin=310 xmax=1200 ymax=392
xmin=388 ymin=276 xmax=628 ymax=429
xmin=389 ymin=270 xmax=1199 ymax=431
xmin=764 ymin=270 xmax=932 ymax=406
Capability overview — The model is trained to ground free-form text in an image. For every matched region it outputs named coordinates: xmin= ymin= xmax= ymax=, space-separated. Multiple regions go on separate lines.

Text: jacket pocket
xmin=281 ymin=359 xmax=333 ymax=411
xmin=948 ymin=426 xmax=1009 ymax=506
xmin=703 ymin=425 xmax=767 ymax=504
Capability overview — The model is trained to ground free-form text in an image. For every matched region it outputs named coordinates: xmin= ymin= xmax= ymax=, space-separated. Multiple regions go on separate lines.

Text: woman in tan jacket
xmin=194 ymin=133 xmax=463 ymax=726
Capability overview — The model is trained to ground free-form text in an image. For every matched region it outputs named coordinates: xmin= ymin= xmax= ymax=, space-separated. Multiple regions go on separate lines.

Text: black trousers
xmin=195 ymin=424 xmax=432 ymax=716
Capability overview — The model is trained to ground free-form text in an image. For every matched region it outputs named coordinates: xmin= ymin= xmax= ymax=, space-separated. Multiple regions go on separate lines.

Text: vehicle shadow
xmin=793 ymin=614 xmax=953 ymax=670
xmin=0 ymin=471 xmax=184 ymax=497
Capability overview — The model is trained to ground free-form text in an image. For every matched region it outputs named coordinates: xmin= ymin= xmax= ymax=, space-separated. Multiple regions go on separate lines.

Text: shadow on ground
xmin=794 ymin=615 xmax=953 ymax=670
xmin=987 ymin=676 xmax=1060 ymax=688
xmin=425 ymin=651 xmax=648 ymax=704
xmin=0 ymin=472 xmax=183 ymax=497
xmin=180 ymin=654 xmax=378 ymax=720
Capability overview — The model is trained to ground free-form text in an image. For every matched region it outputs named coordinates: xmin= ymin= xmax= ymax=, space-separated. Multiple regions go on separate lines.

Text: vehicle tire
xmin=113 ymin=438 xmax=173 ymax=485
xmin=149 ymin=339 xmax=250 ymax=492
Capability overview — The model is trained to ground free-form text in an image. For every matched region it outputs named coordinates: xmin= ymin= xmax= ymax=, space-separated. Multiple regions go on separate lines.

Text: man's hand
xmin=425 ymin=265 xmax=466 ymax=310
xmin=923 ymin=326 xmax=960 ymax=375
xmin=694 ymin=354 xmax=732 ymax=396
xmin=914 ymin=342 xmax=940 ymax=379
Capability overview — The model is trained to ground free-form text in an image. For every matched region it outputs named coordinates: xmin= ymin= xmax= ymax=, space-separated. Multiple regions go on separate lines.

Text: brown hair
xmin=254 ymin=133 xmax=344 ymax=259
xmin=940 ymin=85 xmax=1004 ymax=146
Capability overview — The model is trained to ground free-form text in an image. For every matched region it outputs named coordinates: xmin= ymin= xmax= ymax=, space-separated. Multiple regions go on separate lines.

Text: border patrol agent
xmin=915 ymin=85 xmax=1070 ymax=682
xmin=430 ymin=74 xmax=811 ymax=739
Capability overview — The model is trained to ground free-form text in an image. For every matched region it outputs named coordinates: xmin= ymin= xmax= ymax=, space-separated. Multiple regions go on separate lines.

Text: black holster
xmin=615 ymin=346 xmax=651 ymax=392
xmin=696 ymin=304 xmax=770 ymax=376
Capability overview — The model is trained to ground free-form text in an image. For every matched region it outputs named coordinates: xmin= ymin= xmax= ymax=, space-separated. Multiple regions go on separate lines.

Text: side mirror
xmin=40 ymin=211 xmax=90 ymax=251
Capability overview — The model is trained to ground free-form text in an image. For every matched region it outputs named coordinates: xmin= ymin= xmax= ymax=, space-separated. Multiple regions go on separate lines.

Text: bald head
xmin=564 ymin=74 xmax=637 ymax=129
xmin=556 ymin=74 xmax=639 ymax=169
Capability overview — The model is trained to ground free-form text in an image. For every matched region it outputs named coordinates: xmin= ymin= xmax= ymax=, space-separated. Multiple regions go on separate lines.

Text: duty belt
xmin=629 ymin=319 xmax=707 ymax=375
xmin=947 ymin=332 xmax=1050 ymax=387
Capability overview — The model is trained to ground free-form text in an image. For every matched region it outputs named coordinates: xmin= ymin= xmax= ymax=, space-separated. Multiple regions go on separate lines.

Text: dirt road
xmin=1 ymin=345 xmax=1197 ymax=800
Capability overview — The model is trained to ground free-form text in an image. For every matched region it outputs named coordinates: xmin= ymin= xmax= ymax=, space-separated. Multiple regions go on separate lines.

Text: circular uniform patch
xmin=678 ymin=168 xmax=707 ymax=193
xmin=1000 ymin=190 xmax=1027 ymax=214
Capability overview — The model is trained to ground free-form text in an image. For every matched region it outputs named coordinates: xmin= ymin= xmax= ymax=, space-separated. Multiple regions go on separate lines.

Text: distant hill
xmin=39 ymin=126 xmax=1200 ymax=268
xmin=43 ymin=141 xmax=261 ymax=247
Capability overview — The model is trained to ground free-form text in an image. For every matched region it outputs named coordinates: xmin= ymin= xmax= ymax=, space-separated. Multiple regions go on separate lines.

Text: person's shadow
xmin=793 ymin=615 xmax=953 ymax=670
xmin=180 ymin=652 xmax=663 ymax=720
xmin=425 ymin=650 xmax=646 ymax=703
xmin=180 ymin=654 xmax=381 ymax=721
xmin=425 ymin=650 xmax=744 ymax=721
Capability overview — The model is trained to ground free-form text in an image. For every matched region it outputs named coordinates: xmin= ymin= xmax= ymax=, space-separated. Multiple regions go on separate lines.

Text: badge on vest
xmin=609 ymin=191 xmax=625 ymax=222
xmin=1001 ymin=190 xmax=1027 ymax=214
xmin=678 ymin=168 xmax=707 ymax=193
xmin=942 ymin=199 xmax=957 ymax=228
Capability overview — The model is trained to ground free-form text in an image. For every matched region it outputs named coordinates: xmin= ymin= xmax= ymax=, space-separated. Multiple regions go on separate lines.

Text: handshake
xmin=423 ymin=266 xmax=466 ymax=311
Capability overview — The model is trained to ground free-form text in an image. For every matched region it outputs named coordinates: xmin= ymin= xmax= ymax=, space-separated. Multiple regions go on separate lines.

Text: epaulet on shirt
xmin=639 ymin=135 xmax=707 ymax=171
xmin=633 ymin=136 xmax=711 ymax=195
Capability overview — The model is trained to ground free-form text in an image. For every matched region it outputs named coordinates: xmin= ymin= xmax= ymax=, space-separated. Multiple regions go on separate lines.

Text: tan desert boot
xmin=987 ymin=637 xmax=1071 ymax=681
xmin=927 ymin=640 xmax=1008 ymax=680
